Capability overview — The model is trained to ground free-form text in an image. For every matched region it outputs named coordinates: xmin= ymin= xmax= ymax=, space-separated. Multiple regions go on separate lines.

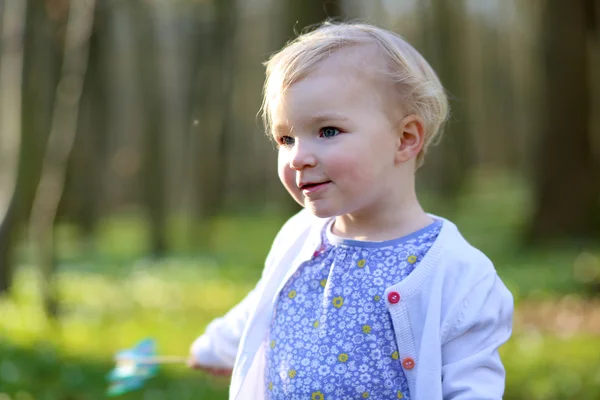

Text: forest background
xmin=1 ymin=0 xmax=600 ymax=398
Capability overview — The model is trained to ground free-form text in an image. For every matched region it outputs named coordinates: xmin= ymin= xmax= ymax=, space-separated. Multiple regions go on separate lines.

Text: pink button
xmin=402 ymin=357 xmax=415 ymax=370
xmin=388 ymin=291 xmax=400 ymax=304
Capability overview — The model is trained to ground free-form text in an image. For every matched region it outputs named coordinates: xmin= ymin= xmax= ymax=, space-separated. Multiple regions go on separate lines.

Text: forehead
xmin=318 ymin=43 xmax=389 ymax=74
xmin=272 ymin=45 xmax=393 ymax=125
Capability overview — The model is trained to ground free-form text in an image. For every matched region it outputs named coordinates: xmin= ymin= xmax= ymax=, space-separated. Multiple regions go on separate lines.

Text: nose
xmin=288 ymin=139 xmax=316 ymax=171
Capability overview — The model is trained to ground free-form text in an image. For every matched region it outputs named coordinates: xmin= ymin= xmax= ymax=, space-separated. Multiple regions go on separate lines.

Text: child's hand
xmin=187 ymin=357 xmax=233 ymax=377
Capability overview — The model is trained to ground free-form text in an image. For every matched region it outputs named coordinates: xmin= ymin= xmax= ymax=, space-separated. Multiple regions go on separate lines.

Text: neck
xmin=332 ymin=180 xmax=432 ymax=242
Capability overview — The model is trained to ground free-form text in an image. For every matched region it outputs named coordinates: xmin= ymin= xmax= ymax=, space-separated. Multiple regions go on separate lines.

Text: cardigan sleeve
xmin=441 ymin=272 xmax=514 ymax=399
xmin=189 ymin=211 xmax=305 ymax=368
xmin=189 ymin=284 xmax=261 ymax=368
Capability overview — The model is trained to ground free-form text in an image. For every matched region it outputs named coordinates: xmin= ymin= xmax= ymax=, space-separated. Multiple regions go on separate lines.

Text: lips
xmin=298 ymin=180 xmax=331 ymax=194
xmin=298 ymin=181 xmax=330 ymax=190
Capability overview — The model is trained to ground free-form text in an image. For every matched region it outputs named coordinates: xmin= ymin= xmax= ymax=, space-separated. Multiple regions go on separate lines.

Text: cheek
xmin=325 ymin=149 xmax=387 ymax=193
xmin=326 ymin=152 xmax=369 ymax=182
xmin=278 ymin=153 xmax=297 ymax=191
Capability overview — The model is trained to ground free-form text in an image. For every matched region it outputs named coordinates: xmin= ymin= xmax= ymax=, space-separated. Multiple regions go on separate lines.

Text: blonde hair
xmin=261 ymin=21 xmax=449 ymax=166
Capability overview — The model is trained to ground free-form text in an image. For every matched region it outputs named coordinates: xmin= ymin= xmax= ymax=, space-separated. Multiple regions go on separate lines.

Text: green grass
xmin=502 ymin=335 xmax=600 ymax=400
xmin=2 ymin=173 xmax=600 ymax=399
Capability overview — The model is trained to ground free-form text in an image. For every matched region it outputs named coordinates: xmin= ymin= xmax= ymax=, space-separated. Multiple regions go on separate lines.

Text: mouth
xmin=299 ymin=181 xmax=331 ymax=194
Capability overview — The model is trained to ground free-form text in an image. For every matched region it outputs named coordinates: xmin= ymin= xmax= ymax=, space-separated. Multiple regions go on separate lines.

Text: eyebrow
xmin=272 ymin=123 xmax=292 ymax=136
xmin=273 ymin=113 xmax=350 ymax=132
xmin=309 ymin=113 xmax=350 ymax=124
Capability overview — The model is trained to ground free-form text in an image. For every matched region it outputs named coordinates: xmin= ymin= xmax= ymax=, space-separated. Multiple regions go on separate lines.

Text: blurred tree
xmin=57 ymin=9 xmax=107 ymax=250
xmin=184 ymin=0 xmax=238 ymax=248
xmin=282 ymin=0 xmax=342 ymax=40
xmin=138 ymin=0 xmax=168 ymax=257
xmin=481 ymin=20 xmax=516 ymax=167
xmin=71 ymin=30 xmax=106 ymax=243
xmin=195 ymin=0 xmax=237 ymax=220
xmin=528 ymin=0 xmax=600 ymax=243
xmin=416 ymin=0 xmax=473 ymax=204
xmin=0 ymin=0 xmax=27 ymax=293
xmin=0 ymin=0 xmax=62 ymax=294
xmin=29 ymin=0 xmax=96 ymax=317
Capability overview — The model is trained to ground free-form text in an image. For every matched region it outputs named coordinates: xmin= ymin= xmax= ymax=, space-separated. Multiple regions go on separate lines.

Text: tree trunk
xmin=74 ymin=29 xmax=106 ymax=243
xmin=205 ymin=0 xmax=237 ymax=215
xmin=527 ymin=0 xmax=600 ymax=243
xmin=185 ymin=15 xmax=214 ymax=249
xmin=186 ymin=0 xmax=238 ymax=249
xmin=416 ymin=0 xmax=472 ymax=205
xmin=56 ymin=12 xmax=107 ymax=248
xmin=29 ymin=0 xmax=96 ymax=317
xmin=139 ymin=1 xmax=167 ymax=257
xmin=0 ymin=0 xmax=60 ymax=294
xmin=0 ymin=0 xmax=26 ymax=293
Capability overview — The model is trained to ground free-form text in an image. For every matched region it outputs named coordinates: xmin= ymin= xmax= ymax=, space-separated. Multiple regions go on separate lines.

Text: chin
xmin=304 ymin=202 xmax=339 ymax=219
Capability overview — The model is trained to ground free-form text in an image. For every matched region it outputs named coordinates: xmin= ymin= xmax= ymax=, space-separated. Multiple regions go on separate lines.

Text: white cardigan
xmin=191 ymin=209 xmax=514 ymax=400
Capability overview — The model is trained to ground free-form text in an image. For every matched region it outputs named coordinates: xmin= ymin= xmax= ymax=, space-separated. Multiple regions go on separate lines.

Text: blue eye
xmin=278 ymin=136 xmax=295 ymax=147
xmin=320 ymin=127 xmax=340 ymax=138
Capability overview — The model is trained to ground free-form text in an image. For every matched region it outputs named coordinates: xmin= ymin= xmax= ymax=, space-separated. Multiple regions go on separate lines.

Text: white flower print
xmin=346 ymin=318 xmax=357 ymax=330
xmin=352 ymin=334 xmax=365 ymax=345
xmin=342 ymin=342 xmax=354 ymax=352
xmin=384 ymin=330 xmax=395 ymax=341
xmin=295 ymin=293 xmax=306 ymax=303
xmin=318 ymin=364 xmax=331 ymax=376
xmin=334 ymin=364 xmax=347 ymax=374
xmin=353 ymin=269 xmax=365 ymax=279
xmin=370 ymin=349 xmax=381 ymax=360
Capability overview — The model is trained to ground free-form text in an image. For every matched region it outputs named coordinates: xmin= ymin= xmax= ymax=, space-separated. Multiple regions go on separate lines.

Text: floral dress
xmin=264 ymin=219 xmax=442 ymax=400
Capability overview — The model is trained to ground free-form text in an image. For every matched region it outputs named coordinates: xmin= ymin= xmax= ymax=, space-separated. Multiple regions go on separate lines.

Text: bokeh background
xmin=1 ymin=0 xmax=600 ymax=398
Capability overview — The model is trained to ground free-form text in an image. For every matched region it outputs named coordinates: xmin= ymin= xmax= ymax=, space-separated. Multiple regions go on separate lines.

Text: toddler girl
xmin=189 ymin=21 xmax=513 ymax=400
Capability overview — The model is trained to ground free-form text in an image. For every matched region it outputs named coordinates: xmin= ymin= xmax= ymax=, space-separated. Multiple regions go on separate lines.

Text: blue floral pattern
xmin=265 ymin=219 xmax=442 ymax=399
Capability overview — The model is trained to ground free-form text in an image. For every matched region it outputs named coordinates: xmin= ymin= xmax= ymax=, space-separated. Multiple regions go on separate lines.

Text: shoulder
xmin=434 ymin=216 xmax=499 ymax=287
xmin=432 ymin=217 xmax=514 ymax=340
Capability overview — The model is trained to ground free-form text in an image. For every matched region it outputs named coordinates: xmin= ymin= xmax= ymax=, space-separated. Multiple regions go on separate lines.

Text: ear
xmin=394 ymin=114 xmax=425 ymax=165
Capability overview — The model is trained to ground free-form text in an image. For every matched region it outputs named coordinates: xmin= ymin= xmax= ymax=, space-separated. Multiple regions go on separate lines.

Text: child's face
xmin=272 ymin=48 xmax=407 ymax=219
